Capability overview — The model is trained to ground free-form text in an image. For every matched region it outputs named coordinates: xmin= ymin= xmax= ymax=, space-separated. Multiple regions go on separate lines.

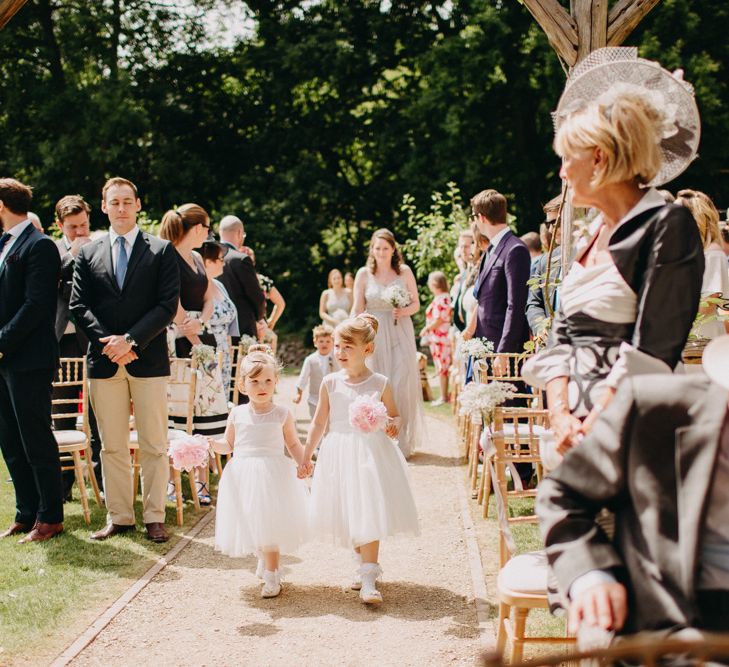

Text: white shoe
xmin=261 ymin=570 xmax=281 ymax=598
xmin=358 ymin=563 xmax=383 ymax=605
xmin=255 ymin=557 xmax=264 ymax=579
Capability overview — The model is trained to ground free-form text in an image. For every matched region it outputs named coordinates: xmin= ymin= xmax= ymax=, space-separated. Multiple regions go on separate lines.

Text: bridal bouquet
xmin=382 ymin=284 xmax=412 ymax=326
xmin=458 ymin=337 xmax=495 ymax=360
xmin=349 ymin=395 xmax=389 ymax=433
xmin=168 ymin=435 xmax=210 ymax=472
xmin=458 ymin=381 xmax=516 ymax=425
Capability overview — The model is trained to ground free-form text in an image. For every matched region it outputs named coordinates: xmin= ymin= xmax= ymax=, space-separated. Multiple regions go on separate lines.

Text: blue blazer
xmin=474 ymin=230 xmax=531 ymax=353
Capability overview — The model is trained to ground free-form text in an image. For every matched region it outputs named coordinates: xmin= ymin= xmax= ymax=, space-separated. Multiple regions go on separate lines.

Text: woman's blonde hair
xmin=428 ymin=271 xmax=449 ymax=292
xmin=159 ymin=203 xmax=209 ymax=245
xmin=237 ymin=345 xmax=280 ymax=392
xmin=335 ymin=313 xmax=379 ymax=347
xmin=676 ymin=189 xmax=722 ymax=249
xmin=554 ymin=92 xmax=664 ymax=188
xmin=327 ymin=268 xmax=343 ymax=289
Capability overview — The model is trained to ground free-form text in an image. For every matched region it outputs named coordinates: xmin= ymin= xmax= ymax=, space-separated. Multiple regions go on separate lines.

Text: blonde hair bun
xmin=335 ymin=313 xmax=378 ymax=346
xmin=247 ymin=344 xmax=273 ymax=355
xmin=355 ymin=312 xmax=379 ymax=334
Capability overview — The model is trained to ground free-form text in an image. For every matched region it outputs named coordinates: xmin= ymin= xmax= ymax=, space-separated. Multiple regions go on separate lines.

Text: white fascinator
xmin=554 ymin=47 xmax=701 ymax=186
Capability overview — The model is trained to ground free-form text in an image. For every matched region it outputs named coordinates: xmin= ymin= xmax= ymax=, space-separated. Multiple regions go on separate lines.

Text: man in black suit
xmin=537 ymin=336 xmax=729 ymax=636
xmin=53 ymin=194 xmax=103 ymax=496
xmin=71 ymin=177 xmax=179 ymax=543
xmin=0 ymin=178 xmax=63 ymax=543
xmin=218 ymin=215 xmax=266 ymax=340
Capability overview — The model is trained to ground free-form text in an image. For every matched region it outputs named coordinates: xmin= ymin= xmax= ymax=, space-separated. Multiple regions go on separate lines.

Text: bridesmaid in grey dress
xmin=319 ymin=269 xmax=353 ymax=326
xmin=352 ymin=229 xmax=424 ymax=458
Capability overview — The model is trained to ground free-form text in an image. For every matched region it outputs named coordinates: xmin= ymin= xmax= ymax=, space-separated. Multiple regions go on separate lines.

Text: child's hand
xmin=297 ymin=461 xmax=313 ymax=478
xmin=385 ymin=416 xmax=401 ymax=439
xmin=293 ymin=392 xmax=301 ymax=405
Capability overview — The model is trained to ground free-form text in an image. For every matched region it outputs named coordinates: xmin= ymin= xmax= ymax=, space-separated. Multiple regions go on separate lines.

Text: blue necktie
xmin=115 ymin=236 xmax=128 ymax=289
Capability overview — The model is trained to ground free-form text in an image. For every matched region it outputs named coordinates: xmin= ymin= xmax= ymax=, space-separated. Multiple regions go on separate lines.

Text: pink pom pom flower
xmin=168 ymin=435 xmax=210 ymax=472
xmin=349 ymin=395 xmax=389 ymax=433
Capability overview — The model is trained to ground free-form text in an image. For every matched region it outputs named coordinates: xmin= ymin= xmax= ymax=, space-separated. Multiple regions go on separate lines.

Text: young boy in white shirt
xmin=294 ymin=324 xmax=338 ymax=418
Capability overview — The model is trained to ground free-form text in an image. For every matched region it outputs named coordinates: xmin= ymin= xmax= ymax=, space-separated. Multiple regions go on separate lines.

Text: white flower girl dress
xmin=309 ymin=371 xmax=420 ymax=547
xmin=215 ymin=404 xmax=309 ymax=556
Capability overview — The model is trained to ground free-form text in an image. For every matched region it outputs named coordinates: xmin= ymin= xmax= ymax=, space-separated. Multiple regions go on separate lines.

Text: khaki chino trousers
xmin=89 ymin=366 xmax=169 ymax=525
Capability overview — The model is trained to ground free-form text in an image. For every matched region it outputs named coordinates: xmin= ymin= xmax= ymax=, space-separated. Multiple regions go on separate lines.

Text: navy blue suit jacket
xmin=474 ymin=230 xmax=531 ymax=353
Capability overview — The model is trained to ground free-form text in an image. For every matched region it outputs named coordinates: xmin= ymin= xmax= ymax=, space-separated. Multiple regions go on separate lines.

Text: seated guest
xmin=537 ymin=335 xmax=729 ymax=635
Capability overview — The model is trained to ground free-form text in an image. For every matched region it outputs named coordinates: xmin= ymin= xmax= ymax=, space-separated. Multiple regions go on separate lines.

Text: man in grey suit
xmin=537 ymin=336 xmax=729 ymax=636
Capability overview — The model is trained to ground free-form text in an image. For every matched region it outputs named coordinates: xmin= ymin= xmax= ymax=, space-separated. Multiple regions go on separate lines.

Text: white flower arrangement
xmin=458 ymin=337 xmax=494 ymax=360
xmin=458 ymin=381 xmax=517 ymax=424
xmin=382 ymin=283 xmax=412 ymax=326
xmin=191 ymin=343 xmax=218 ymax=374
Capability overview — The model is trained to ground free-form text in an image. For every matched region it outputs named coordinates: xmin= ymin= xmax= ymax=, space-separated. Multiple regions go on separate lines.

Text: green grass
xmin=0 ymin=460 xmax=211 ymax=663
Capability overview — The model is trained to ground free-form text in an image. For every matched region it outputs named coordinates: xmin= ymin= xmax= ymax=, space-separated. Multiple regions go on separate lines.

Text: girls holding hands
xmin=211 ymin=345 xmax=311 ymax=599
xmin=303 ymin=314 xmax=419 ymax=605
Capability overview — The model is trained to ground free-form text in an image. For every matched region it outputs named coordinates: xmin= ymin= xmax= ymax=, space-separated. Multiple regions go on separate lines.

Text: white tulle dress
xmin=215 ymin=404 xmax=309 ymax=556
xmin=309 ymin=371 xmax=420 ymax=548
xmin=364 ymin=273 xmax=424 ymax=458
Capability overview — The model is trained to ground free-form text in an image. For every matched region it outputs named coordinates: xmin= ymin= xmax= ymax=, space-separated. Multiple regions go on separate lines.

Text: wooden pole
xmin=571 ymin=0 xmax=609 ymax=63
xmin=0 ymin=0 xmax=28 ymax=30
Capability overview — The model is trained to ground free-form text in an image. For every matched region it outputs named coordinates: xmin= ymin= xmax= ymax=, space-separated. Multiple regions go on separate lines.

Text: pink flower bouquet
xmin=168 ymin=435 xmax=210 ymax=472
xmin=349 ymin=395 xmax=389 ymax=433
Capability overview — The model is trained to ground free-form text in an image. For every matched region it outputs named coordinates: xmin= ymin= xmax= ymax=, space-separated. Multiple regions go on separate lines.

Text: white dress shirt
xmin=297 ymin=352 xmax=337 ymax=408
xmin=0 ymin=219 xmax=32 ymax=269
xmin=109 ymin=226 xmax=140 ymax=271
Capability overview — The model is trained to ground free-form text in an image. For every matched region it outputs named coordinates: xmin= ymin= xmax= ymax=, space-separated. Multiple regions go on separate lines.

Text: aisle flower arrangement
xmin=458 ymin=381 xmax=516 ymax=425
xmin=458 ymin=337 xmax=494 ymax=360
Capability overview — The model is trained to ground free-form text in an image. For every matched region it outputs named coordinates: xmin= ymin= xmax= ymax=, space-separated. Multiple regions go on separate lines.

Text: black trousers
xmin=0 ymin=367 xmax=63 ymax=525
xmin=56 ymin=334 xmax=103 ymax=494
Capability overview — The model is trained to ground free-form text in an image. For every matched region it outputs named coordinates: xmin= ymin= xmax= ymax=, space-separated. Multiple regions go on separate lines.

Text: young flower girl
xmin=303 ymin=314 xmax=420 ymax=604
xmin=210 ymin=345 xmax=311 ymax=599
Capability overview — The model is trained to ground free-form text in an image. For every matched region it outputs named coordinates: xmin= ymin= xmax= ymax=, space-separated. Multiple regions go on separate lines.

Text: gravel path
xmin=70 ymin=377 xmax=488 ymax=667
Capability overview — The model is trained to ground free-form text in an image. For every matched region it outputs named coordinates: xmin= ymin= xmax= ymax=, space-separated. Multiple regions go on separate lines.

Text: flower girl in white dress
xmin=210 ymin=346 xmax=310 ymax=599
xmin=303 ymin=314 xmax=419 ymax=605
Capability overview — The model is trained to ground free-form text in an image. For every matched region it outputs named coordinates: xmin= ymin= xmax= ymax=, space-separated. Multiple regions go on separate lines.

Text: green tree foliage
xmin=0 ymin=0 xmax=727 ymax=332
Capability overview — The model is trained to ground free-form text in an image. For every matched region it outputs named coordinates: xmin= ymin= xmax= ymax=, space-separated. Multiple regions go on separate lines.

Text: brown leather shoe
xmin=0 ymin=521 xmax=33 ymax=538
xmin=90 ymin=523 xmax=136 ymax=541
xmin=18 ymin=522 xmax=64 ymax=544
xmin=145 ymin=522 xmax=169 ymax=543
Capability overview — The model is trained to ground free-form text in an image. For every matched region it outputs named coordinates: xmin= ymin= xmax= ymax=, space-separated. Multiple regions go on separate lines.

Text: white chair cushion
xmin=500 ymin=424 xmax=546 ymax=437
xmin=497 ymin=551 xmax=549 ymax=595
xmin=54 ymin=430 xmax=87 ymax=447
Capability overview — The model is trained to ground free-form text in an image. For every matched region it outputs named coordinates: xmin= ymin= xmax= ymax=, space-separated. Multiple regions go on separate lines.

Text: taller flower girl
xmin=303 ymin=314 xmax=420 ymax=604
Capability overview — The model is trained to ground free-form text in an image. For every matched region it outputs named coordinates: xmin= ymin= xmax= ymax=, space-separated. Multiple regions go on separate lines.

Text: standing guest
xmin=676 ymin=189 xmax=729 ymax=339
xmin=344 ymin=271 xmax=354 ymax=291
xmin=420 ymin=271 xmax=452 ymax=406
xmin=218 ymin=215 xmax=266 ymax=342
xmin=294 ymin=324 xmax=337 ymax=418
xmin=451 ymin=230 xmax=475 ymax=332
xmin=319 ymin=269 xmax=353 ymax=326
xmin=0 ymin=178 xmax=63 ymax=542
xmin=242 ymin=246 xmax=285 ymax=354
xmin=522 ymin=90 xmax=704 ymax=455
xmin=160 ymin=204 xmax=227 ymax=505
xmin=462 ymin=189 xmax=531 ymax=378
xmin=71 ymin=177 xmax=179 ymax=543
xmin=53 ymin=194 xmax=103 ymax=496
xmin=352 ymin=229 xmax=423 ymax=458
xmin=520 ymin=231 xmax=543 ymax=274
xmin=526 ymin=195 xmax=563 ymax=337
xmin=199 ymin=240 xmax=239 ymax=391
xmin=27 ymin=212 xmax=43 ymax=232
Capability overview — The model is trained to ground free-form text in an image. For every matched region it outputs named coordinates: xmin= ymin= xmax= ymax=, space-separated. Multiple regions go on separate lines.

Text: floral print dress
xmin=426 ymin=293 xmax=452 ymax=377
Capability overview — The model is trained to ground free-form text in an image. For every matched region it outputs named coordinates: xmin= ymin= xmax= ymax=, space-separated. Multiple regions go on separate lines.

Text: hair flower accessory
xmin=349 ymin=395 xmax=389 ymax=433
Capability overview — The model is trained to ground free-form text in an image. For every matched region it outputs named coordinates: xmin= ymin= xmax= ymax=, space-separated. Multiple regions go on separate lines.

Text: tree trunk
xmin=36 ymin=0 xmax=65 ymax=90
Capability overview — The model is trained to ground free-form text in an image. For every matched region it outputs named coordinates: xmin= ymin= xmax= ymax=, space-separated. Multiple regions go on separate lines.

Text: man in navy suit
xmin=463 ymin=189 xmax=531 ymax=376
xmin=0 ymin=178 xmax=63 ymax=542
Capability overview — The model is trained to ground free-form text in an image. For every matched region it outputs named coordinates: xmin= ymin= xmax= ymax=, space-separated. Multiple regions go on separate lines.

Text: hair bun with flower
xmin=356 ymin=313 xmax=379 ymax=335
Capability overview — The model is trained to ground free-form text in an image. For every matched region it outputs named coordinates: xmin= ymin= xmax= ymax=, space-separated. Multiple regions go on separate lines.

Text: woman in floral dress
xmin=420 ymin=271 xmax=453 ymax=406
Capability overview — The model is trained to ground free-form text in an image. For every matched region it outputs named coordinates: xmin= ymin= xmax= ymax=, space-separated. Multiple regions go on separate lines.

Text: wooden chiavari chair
xmin=52 ymin=358 xmax=103 ymax=524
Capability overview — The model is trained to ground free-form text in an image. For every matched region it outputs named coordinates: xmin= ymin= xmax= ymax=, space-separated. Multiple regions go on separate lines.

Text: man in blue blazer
xmin=463 ymin=189 xmax=531 ymax=377
xmin=0 ymin=178 xmax=63 ymax=542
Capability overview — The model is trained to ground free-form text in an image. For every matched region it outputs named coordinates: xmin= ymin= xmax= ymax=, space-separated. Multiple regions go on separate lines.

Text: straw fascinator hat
xmin=554 ymin=47 xmax=701 ymax=186
xmin=702 ymin=335 xmax=729 ymax=391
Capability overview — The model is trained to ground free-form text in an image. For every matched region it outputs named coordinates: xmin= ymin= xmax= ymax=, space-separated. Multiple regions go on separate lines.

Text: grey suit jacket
xmin=55 ymin=237 xmax=74 ymax=341
xmin=537 ymin=374 xmax=729 ymax=633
